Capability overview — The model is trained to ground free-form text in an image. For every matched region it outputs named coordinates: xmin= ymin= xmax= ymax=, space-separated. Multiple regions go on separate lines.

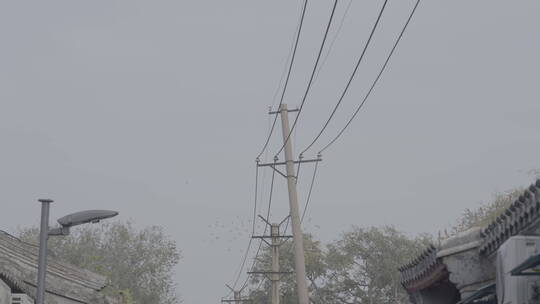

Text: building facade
xmin=399 ymin=179 xmax=540 ymax=303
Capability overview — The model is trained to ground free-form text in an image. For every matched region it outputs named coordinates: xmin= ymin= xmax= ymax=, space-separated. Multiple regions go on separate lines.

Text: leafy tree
xmin=18 ymin=221 xmax=181 ymax=304
xmin=320 ymin=226 xmax=430 ymax=304
xmin=249 ymin=227 xmax=429 ymax=304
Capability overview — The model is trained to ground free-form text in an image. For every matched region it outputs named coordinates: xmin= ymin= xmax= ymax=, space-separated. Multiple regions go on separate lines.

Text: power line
xmin=258 ymin=114 xmax=271 ymax=203
xmin=235 ymin=2 xmax=307 ymax=294
xmin=283 ymin=217 xmax=291 ymax=240
xmin=301 ymin=0 xmax=389 ymax=155
xmin=295 ymin=155 xmax=303 ymax=184
xmin=256 ymin=0 xmax=309 ymax=159
xmin=239 ymin=160 xmax=277 ymax=291
xmin=301 ymin=157 xmax=320 ymax=223
xmin=230 ymin=1 xmax=308 ymax=293
xmin=244 ymin=119 xmax=272 ymax=295
xmin=227 ymin=162 xmax=260 ymax=294
xmin=285 ymin=153 xmax=320 ymax=235
xmin=230 ymin=1 xmax=421 ymax=299
xmin=227 ymin=155 xmax=275 ymax=294
xmin=229 ymin=239 xmax=253 ymax=295
xmin=265 ymin=159 xmax=277 ymax=222
xmin=319 ymin=0 xmax=421 ymax=153
xmin=313 ymin=0 xmax=354 ymax=84
xmin=274 ymin=0 xmax=339 ymax=157
xmin=252 ymin=163 xmax=260 ymax=233
xmin=271 ymin=1 xmax=307 ymax=110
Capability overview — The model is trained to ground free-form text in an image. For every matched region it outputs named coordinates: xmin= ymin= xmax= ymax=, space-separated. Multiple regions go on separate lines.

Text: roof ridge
xmin=0 ymin=230 xmax=108 ymax=289
xmin=479 ymin=179 xmax=540 ymax=255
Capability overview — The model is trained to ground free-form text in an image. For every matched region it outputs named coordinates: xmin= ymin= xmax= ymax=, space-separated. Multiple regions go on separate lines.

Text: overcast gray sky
xmin=1 ymin=1 xmax=539 ymax=303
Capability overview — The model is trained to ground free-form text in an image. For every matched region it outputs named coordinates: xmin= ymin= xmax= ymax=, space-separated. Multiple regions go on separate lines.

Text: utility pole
xmin=257 ymin=103 xmax=321 ymax=304
xmin=271 ymin=223 xmax=280 ymax=304
xmin=279 ymin=103 xmax=310 ymax=304
xmin=251 ymin=216 xmax=292 ymax=304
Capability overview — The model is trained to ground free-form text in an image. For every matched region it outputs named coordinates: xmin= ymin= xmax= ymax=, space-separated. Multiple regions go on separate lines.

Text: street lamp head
xmin=57 ymin=210 xmax=119 ymax=228
xmin=36 ymin=202 xmax=120 ymax=304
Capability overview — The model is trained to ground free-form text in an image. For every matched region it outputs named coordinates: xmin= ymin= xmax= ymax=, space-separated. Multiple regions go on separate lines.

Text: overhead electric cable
xmin=285 ymin=0 xmax=350 ymax=180
xmin=313 ymin=0 xmax=354 ymax=83
xmin=252 ymin=164 xmax=260 ymax=233
xmin=239 ymin=160 xmax=277 ymax=291
xmin=227 ymin=162 xmax=260 ymax=293
xmin=301 ymin=159 xmax=320 ymax=223
xmin=292 ymin=0 xmax=353 ymax=230
xmin=230 ymin=2 xmax=307 ymax=293
xmin=295 ymin=158 xmax=302 ymax=184
xmin=319 ymin=0 xmax=421 ymax=153
xmin=283 ymin=216 xmax=291 ymax=238
xmin=229 ymin=1 xmax=308 ymax=293
xmin=264 ymin=160 xmax=276 ymax=221
xmin=271 ymin=1 xmax=306 ymax=110
xmin=256 ymin=0 xmax=309 ymax=160
xmin=301 ymin=0 xmax=389 ymax=155
xmin=229 ymin=239 xmax=253 ymax=293
xmin=274 ymin=0 xmax=338 ymax=157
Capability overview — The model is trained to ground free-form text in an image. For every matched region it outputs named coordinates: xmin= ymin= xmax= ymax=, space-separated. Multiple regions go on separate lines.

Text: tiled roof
xmin=398 ymin=245 xmax=448 ymax=291
xmin=0 ymin=230 xmax=110 ymax=303
xmin=479 ymin=179 xmax=540 ymax=256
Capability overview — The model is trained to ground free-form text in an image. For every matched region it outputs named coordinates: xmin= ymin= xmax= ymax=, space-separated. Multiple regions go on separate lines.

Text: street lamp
xmin=36 ymin=199 xmax=118 ymax=304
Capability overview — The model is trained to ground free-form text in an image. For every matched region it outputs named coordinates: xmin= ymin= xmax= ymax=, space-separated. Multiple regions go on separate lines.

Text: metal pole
xmin=278 ymin=104 xmax=310 ymax=304
xmin=234 ymin=291 xmax=241 ymax=304
xmin=271 ymin=224 xmax=280 ymax=304
xmin=36 ymin=199 xmax=53 ymax=304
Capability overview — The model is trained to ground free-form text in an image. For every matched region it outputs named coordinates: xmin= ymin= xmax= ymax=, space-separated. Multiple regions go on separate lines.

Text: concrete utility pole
xmin=257 ymin=103 xmax=321 ymax=304
xmin=251 ymin=216 xmax=292 ymax=304
xmin=271 ymin=223 xmax=280 ymax=304
xmin=278 ymin=103 xmax=310 ymax=304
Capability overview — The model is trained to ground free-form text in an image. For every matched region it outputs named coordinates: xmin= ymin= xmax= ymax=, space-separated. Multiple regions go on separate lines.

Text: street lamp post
xmin=36 ymin=199 xmax=52 ymax=304
xmin=36 ymin=199 xmax=118 ymax=304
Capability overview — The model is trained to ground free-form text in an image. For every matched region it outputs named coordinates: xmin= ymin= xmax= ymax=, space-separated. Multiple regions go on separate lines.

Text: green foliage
xmin=320 ymin=226 xmax=430 ymax=304
xmin=120 ymin=289 xmax=135 ymax=304
xmin=450 ymin=170 xmax=540 ymax=235
xmin=18 ymin=221 xmax=181 ymax=304
xmin=450 ymin=188 xmax=523 ymax=235
xmin=249 ymin=227 xmax=429 ymax=304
